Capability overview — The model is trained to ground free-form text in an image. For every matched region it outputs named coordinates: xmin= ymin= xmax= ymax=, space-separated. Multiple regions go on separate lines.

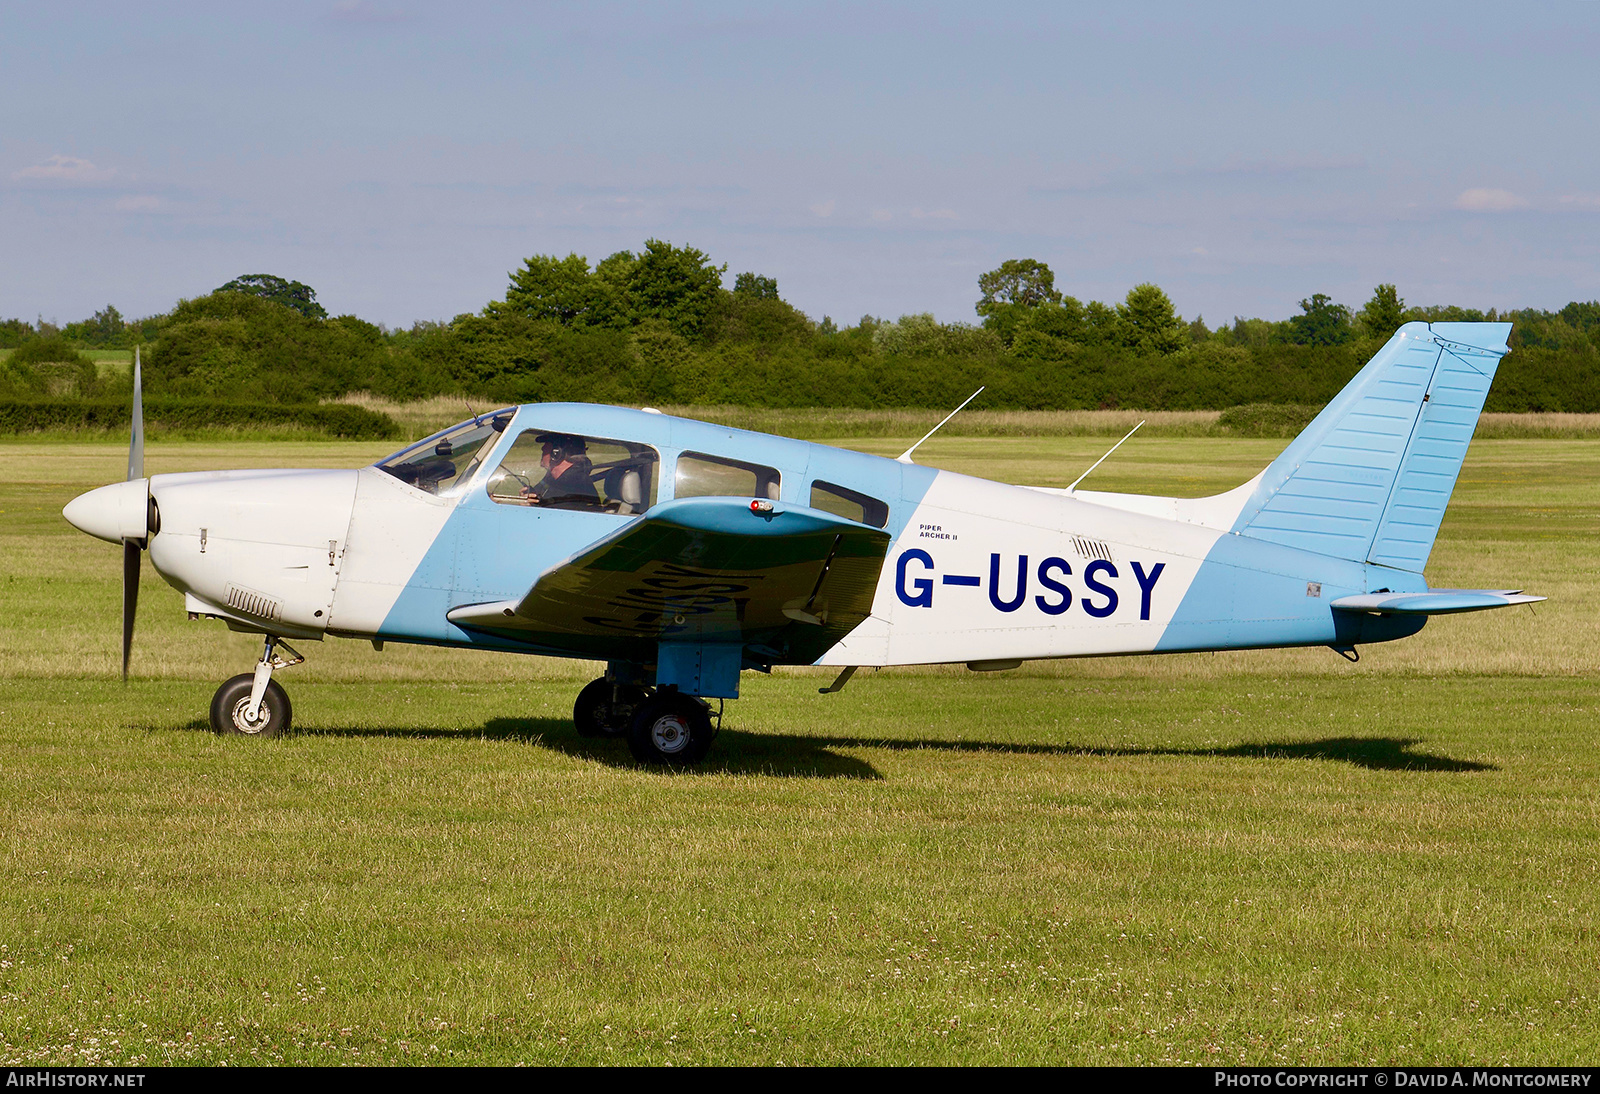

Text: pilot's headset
xmin=541 ymin=434 xmax=586 ymax=464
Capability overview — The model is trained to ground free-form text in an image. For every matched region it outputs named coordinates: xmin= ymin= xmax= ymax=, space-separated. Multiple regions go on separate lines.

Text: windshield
xmin=376 ymin=408 xmax=515 ymax=497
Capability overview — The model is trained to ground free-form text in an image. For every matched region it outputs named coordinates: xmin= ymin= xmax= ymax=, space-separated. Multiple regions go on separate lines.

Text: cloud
xmin=909 ymin=207 xmax=956 ymax=220
xmin=1558 ymin=193 xmax=1600 ymax=210
xmin=1453 ymin=188 xmax=1527 ymax=212
xmin=114 ymin=195 xmax=161 ymax=212
xmin=809 ymin=199 xmax=836 ymax=218
xmin=12 ymin=154 xmax=113 ymax=183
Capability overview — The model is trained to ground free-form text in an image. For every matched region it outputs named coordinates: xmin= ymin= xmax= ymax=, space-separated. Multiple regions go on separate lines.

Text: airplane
xmin=62 ymin=321 xmax=1541 ymax=765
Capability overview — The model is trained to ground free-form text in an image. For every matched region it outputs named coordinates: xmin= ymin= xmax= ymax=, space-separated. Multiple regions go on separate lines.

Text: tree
xmin=1287 ymin=293 xmax=1352 ymax=346
xmin=90 ymin=304 xmax=125 ymax=343
xmin=1007 ymin=298 xmax=1089 ymax=357
xmin=1225 ymin=316 xmax=1282 ymax=347
xmin=733 ymin=272 xmax=779 ymax=300
xmin=628 ymin=239 xmax=727 ymax=339
xmin=1117 ymin=283 xmax=1187 ymax=354
xmin=0 ymin=318 xmax=31 ymax=348
xmin=1357 ymin=284 xmax=1405 ymax=339
xmin=1560 ymin=301 xmax=1600 ymax=332
xmin=500 ymin=253 xmax=596 ymax=324
xmin=588 ymin=250 xmax=640 ymax=329
xmin=215 ymin=274 xmax=328 ymax=320
xmin=976 ymin=258 xmax=1062 ymax=316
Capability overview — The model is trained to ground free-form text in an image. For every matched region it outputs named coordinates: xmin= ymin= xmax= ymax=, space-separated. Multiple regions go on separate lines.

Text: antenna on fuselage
xmin=896 ymin=386 xmax=985 ymax=464
xmin=1066 ymin=420 xmax=1145 ymax=493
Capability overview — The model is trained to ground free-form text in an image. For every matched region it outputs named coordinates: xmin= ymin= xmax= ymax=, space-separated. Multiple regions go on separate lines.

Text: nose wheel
xmin=210 ymin=674 xmax=293 ymax=737
xmin=210 ymin=636 xmax=301 ymax=738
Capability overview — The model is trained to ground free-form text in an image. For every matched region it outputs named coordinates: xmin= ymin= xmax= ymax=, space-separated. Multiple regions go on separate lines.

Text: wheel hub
xmin=649 ymin=714 xmax=691 ymax=754
xmin=229 ymin=697 xmax=272 ymax=734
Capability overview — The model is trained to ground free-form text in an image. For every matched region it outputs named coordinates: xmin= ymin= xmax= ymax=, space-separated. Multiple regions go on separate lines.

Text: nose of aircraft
xmin=63 ymin=479 xmax=152 ymax=544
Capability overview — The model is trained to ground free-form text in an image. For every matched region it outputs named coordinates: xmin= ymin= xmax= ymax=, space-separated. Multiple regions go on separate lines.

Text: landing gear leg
xmin=573 ymin=675 xmax=648 ymax=738
xmin=209 ymin=636 xmax=303 ymax=738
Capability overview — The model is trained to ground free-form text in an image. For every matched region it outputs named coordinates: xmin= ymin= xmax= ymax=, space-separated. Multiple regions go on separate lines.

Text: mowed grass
xmin=1 ymin=434 xmax=1597 ymax=1065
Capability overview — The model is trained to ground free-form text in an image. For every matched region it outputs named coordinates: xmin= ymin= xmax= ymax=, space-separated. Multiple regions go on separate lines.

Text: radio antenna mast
xmin=1067 ymin=420 xmax=1145 ymax=492
xmin=896 ymin=386 xmax=985 ymax=464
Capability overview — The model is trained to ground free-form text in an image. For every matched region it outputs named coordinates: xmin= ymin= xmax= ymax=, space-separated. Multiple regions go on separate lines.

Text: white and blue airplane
xmin=63 ymin=321 xmax=1540 ymax=764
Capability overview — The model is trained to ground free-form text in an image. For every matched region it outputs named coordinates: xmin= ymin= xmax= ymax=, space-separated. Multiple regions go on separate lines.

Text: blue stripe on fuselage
xmin=1154 ymin=531 xmax=1430 ymax=653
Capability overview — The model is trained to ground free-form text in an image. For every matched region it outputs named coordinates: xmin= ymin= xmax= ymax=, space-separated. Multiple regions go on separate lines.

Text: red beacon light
xmin=750 ymin=499 xmax=774 ymax=514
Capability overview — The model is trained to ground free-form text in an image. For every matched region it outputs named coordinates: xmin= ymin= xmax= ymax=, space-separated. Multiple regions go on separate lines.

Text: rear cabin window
xmin=810 ymin=480 xmax=889 ymax=528
xmin=675 ymin=452 xmax=780 ymax=501
xmin=487 ymin=430 xmax=659 ymax=514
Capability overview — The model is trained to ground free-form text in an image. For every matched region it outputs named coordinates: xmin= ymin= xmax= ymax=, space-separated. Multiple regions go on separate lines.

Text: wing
xmin=447 ymin=496 xmax=892 ymax=665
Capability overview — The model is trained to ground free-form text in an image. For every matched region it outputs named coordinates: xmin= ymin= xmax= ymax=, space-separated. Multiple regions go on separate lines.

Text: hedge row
xmin=444 ymin=339 xmax=1600 ymax=414
xmin=0 ymin=399 xmax=400 ymax=439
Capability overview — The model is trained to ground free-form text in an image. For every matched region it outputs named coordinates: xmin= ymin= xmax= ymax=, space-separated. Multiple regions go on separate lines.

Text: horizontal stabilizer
xmin=448 ymin=496 xmax=891 ymax=656
xmin=1330 ymin=589 xmax=1544 ymax=615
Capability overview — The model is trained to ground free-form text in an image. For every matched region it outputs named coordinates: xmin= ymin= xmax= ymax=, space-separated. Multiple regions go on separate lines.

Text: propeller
xmin=123 ymin=347 xmax=145 ymax=681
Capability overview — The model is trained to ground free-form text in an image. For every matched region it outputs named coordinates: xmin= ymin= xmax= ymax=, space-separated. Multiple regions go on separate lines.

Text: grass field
xmin=1 ymin=432 xmax=1597 ymax=1065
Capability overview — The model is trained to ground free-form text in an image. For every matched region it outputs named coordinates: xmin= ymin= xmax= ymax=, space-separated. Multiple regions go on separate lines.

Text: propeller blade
xmin=127 ymin=346 xmax=144 ymax=482
xmin=122 ymin=540 xmax=140 ymax=681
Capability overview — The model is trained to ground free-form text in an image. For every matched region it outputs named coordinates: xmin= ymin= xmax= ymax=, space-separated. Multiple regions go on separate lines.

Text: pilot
xmin=522 ymin=433 xmax=598 ymax=507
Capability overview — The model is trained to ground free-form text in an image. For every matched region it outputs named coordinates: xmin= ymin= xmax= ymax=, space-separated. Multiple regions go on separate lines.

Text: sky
xmin=2 ymin=1 xmax=1597 ymax=329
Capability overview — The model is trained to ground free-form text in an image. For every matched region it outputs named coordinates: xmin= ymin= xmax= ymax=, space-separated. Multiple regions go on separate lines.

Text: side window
xmin=675 ymin=452 xmax=781 ymax=501
xmin=487 ymin=430 xmax=659 ymax=514
xmin=810 ymin=480 xmax=889 ymax=528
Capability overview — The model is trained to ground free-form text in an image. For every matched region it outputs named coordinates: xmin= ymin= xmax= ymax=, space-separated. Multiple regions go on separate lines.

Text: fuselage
xmin=121 ymin=402 xmax=1426 ymax=669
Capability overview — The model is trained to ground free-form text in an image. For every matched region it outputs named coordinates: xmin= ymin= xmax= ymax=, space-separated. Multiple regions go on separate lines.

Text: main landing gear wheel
xmin=573 ymin=678 xmax=648 ymax=738
xmin=209 ymin=673 xmax=293 ymax=738
xmin=627 ymin=691 xmax=714 ymax=767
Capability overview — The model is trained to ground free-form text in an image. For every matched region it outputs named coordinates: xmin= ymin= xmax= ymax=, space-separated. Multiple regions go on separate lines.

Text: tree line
xmin=4 ymin=252 xmax=1598 ymax=412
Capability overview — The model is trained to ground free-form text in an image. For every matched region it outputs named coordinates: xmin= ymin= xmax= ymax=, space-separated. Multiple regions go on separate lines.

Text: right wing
xmin=447 ymin=496 xmax=892 ymax=664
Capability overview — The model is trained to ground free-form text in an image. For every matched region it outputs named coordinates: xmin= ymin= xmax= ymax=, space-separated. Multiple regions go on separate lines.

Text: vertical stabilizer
xmin=1232 ymin=321 xmax=1511 ymax=572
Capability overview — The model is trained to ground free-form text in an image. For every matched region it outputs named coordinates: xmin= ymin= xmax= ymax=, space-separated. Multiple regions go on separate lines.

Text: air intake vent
xmin=225 ymin=584 xmax=282 ymax=622
xmin=1071 ymin=535 xmax=1113 ymax=562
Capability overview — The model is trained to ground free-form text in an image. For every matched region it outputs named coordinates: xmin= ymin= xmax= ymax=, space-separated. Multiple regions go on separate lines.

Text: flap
xmin=447 ymin=496 xmax=892 ymax=654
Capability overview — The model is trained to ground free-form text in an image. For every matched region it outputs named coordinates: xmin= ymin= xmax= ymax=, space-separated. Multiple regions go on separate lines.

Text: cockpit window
xmin=487 ymin=429 xmax=659 ymax=514
xmin=377 ymin=409 xmax=515 ymax=497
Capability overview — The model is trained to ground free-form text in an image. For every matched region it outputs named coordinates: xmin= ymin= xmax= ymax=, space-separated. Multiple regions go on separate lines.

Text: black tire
xmin=209 ymin=673 xmax=292 ymax=739
xmin=626 ymin=691 xmax=714 ymax=766
xmin=573 ymin=678 xmax=648 ymax=738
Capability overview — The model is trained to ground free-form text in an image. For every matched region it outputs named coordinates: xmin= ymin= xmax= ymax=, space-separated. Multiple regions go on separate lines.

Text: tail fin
xmin=1232 ymin=321 xmax=1511 ymax=572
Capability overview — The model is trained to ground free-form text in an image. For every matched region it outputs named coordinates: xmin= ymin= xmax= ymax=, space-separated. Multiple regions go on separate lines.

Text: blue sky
xmin=3 ymin=1 xmax=1596 ymax=329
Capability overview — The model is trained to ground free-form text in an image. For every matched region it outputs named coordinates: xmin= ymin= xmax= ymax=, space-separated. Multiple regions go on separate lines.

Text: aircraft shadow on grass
xmin=172 ymin=718 xmax=1494 ymax=777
